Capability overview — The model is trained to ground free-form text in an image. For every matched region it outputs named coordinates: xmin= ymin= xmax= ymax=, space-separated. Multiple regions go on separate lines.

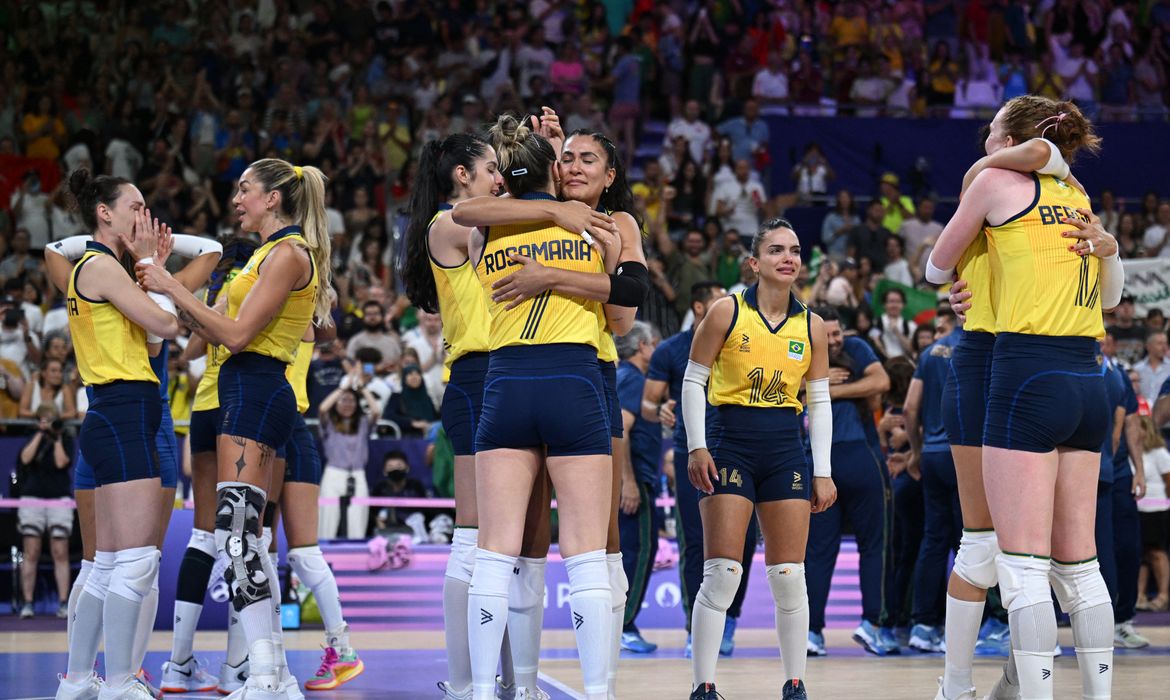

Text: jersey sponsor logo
xmin=739 ymin=333 xmax=751 ymax=352
xmin=481 ymin=238 xmax=594 ymax=275
xmin=787 ymin=340 xmax=806 ymax=361
xmin=792 ymin=471 xmax=803 ymax=490
xmin=929 ymin=343 xmax=953 ymax=358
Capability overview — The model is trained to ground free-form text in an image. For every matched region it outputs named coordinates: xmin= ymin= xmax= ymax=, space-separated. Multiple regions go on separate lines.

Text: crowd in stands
xmin=2 ymin=0 xmax=1170 ymax=510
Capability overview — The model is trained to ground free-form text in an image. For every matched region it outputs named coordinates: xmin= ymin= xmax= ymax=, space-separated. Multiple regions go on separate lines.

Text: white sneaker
xmin=219 ymin=658 xmax=250 ymax=695
xmin=437 ymin=681 xmax=473 ymax=699
xmin=98 ymin=677 xmax=156 ymax=700
xmin=518 ymin=688 xmax=551 ymax=700
xmin=934 ymin=677 xmax=976 ymax=700
xmin=162 ymin=656 xmax=218 ymax=693
xmin=223 ymin=675 xmax=292 ymax=700
xmin=55 ymin=672 xmax=103 ymax=700
xmin=983 ymin=668 xmax=1020 ymax=700
xmin=279 ymin=675 xmax=304 ymax=700
xmin=1114 ymin=620 xmax=1150 ymax=649
xmin=495 ymin=676 xmax=516 ymax=700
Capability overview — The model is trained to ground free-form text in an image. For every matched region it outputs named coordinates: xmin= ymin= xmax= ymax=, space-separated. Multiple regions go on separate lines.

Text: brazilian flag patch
xmin=788 ymin=340 xmax=806 ymax=361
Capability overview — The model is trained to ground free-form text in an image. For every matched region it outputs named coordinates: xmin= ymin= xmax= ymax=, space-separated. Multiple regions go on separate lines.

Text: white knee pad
xmin=564 ymin=550 xmax=610 ymax=595
xmin=509 ymin=556 xmax=548 ymax=611
xmin=996 ymin=553 xmax=1052 ymax=612
xmin=766 ymin=563 xmax=807 ymax=613
xmin=953 ymin=530 xmax=999 ymax=590
xmin=187 ymin=528 xmax=217 ymax=558
xmin=288 ymin=546 xmax=333 ymax=590
xmin=1050 ymin=559 xmax=1111 ymax=615
xmin=445 ymin=528 xmax=477 ymax=584
xmin=606 ymin=552 xmax=628 ymax=608
xmin=83 ymin=551 xmax=116 ymax=601
xmin=108 ymin=547 xmax=161 ymax=603
xmin=696 ymin=558 xmax=743 ymax=613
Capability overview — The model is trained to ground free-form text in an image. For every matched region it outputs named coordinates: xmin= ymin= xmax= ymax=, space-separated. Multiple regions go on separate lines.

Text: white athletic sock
xmin=67 ymin=559 xmax=93 ymax=645
xmin=131 ymin=553 xmax=162 ymax=673
xmin=444 ymin=528 xmax=477 ymax=695
xmin=606 ymin=552 xmax=627 ymax=697
xmin=999 ymin=554 xmax=1056 ymax=700
xmin=509 ymin=556 xmax=547 ymax=692
xmin=104 ymin=546 xmax=160 ymax=686
xmin=692 ymin=558 xmax=742 ymax=688
xmin=943 ymin=595 xmax=985 ymax=699
xmin=565 ymin=550 xmax=613 ymax=699
xmin=226 ymin=604 xmax=249 ymax=667
xmin=500 ymin=629 xmax=516 ymax=689
xmin=766 ymin=563 xmax=809 ymax=683
xmin=1069 ymin=603 xmax=1113 ymax=700
xmin=468 ymin=549 xmax=516 ymax=700
xmin=67 ymin=551 xmax=113 ymax=681
xmin=171 ymin=601 xmax=202 ymax=664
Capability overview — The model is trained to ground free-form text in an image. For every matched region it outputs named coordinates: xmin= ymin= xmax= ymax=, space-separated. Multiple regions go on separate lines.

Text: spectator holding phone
xmin=16 ymin=404 xmax=74 ymax=618
xmin=317 ymin=368 xmax=382 ymax=540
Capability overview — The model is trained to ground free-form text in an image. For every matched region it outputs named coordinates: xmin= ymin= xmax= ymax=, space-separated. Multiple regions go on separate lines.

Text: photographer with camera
xmin=16 ymin=403 xmax=74 ymax=618
xmin=0 ymin=295 xmax=41 ymax=372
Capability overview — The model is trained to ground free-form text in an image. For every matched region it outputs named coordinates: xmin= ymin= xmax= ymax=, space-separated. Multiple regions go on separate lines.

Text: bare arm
xmin=1155 ymin=394 xmax=1170 ymax=430
xmin=829 ymin=360 xmax=891 ymax=401
xmin=961 ymin=139 xmax=1065 ymax=196
xmin=903 ymin=377 xmax=924 ymax=456
xmin=1112 ymin=405 xmax=1126 ymax=454
xmin=451 ymin=195 xmax=617 ymax=237
xmin=80 ymin=255 xmax=179 ymax=340
xmin=19 ymin=432 xmax=42 ymax=466
xmin=928 ymin=169 xmax=1025 ymax=277
xmin=53 ymin=436 xmax=70 ymax=469
xmin=1125 ymin=412 xmax=1145 ymax=485
xmin=642 ymin=378 xmax=669 ymax=423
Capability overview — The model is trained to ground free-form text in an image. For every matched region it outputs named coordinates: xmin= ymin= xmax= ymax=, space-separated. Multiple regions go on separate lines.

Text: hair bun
xmin=68 ymin=168 xmax=91 ymax=198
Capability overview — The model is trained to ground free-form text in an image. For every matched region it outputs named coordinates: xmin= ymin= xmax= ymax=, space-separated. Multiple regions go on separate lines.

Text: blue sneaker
xmin=852 ymin=620 xmax=887 ymax=656
xmin=909 ymin=624 xmax=945 ymax=653
xmin=974 ymin=618 xmax=1010 ymax=657
xmin=719 ymin=616 xmax=738 ymax=656
xmin=685 ymin=633 xmax=693 ymax=658
xmin=806 ymin=630 xmax=827 ymax=656
xmin=878 ymin=626 xmax=902 ymax=655
xmin=894 ymin=625 xmax=911 ymax=648
xmin=620 ymin=629 xmax=658 ymax=653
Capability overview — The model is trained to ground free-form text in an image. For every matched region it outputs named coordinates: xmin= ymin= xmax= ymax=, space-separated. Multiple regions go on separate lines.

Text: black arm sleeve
xmin=606 ymin=261 xmax=649 ymax=307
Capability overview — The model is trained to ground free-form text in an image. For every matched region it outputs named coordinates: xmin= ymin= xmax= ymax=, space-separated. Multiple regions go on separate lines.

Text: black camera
xmin=50 ymin=419 xmax=63 ymax=432
xmin=3 ymin=307 xmax=24 ymax=328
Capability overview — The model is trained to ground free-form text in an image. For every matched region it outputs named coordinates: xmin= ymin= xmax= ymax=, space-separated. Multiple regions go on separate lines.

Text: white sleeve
xmin=925 ymin=257 xmax=954 ymax=285
xmin=1099 ymin=252 xmax=1125 ymax=310
xmin=145 ymin=292 xmax=177 ymax=344
xmin=170 ymin=234 xmax=224 ymax=259
xmin=45 ymin=235 xmax=92 ymax=260
xmin=682 ymin=361 xmax=712 ymax=452
xmin=1035 ymin=137 xmax=1070 ymax=180
xmin=806 ymin=378 xmax=832 ymax=478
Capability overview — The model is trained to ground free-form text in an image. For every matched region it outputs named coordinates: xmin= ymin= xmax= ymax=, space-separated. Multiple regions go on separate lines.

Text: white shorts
xmin=18 ymin=501 xmax=74 ymax=538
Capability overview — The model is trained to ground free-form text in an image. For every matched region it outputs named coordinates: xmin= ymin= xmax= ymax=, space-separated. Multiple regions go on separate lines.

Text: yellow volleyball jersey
xmin=986 ymin=174 xmax=1102 ymax=338
xmin=285 ymin=339 xmax=313 ymax=415
xmin=66 ymin=243 xmax=156 ymax=386
xmin=955 ymin=234 xmax=997 ymax=334
xmin=168 ymin=372 xmax=193 ymax=435
xmin=429 ymin=205 xmax=490 ymax=379
xmin=708 ymin=285 xmax=812 ymax=411
xmin=597 ymin=317 xmax=618 ymax=363
xmin=228 ymin=226 xmax=318 ymax=363
xmin=475 ymin=194 xmax=603 ymax=350
xmin=192 ymin=343 xmax=229 ymax=411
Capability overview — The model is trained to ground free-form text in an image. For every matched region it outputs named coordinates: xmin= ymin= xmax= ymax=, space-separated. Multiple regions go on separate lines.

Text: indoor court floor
xmin=3 ymin=624 xmax=1168 ymax=699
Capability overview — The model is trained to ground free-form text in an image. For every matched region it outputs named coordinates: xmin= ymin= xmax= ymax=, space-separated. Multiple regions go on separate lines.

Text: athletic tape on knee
xmin=82 ymin=551 xmax=114 ymax=600
xmin=108 ymin=546 xmax=160 ymax=604
xmin=953 ymin=530 xmax=999 ymax=590
xmin=215 ymin=483 xmax=271 ymax=611
xmin=564 ymin=550 xmax=610 ymax=594
xmin=766 ymin=563 xmax=807 ymax=612
xmin=697 ymin=558 xmax=743 ymax=613
xmin=1050 ymin=559 xmax=1111 ymax=615
xmin=996 ymin=553 xmax=1052 ymax=612
xmin=606 ymin=552 xmax=628 ymax=609
xmin=509 ymin=556 xmax=548 ymax=611
xmin=445 ymin=528 xmax=477 ymax=584
xmin=288 ymin=546 xmax=332 ymax=589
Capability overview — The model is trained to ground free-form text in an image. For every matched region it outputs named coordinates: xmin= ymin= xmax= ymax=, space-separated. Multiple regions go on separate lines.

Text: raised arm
xmin=926 ymin=169 xmax=1006 ymax=281
xmin=961 ymin=138 xmax=1070 ymax=196
xmin=451 ymin=195 xmax=617 ymax=237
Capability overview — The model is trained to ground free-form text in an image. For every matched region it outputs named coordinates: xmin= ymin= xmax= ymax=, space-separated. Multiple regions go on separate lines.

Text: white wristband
xmin=925 ymin=258 xmax=954 ymax=285
xmin=138 ymin=256 xmax=154 ymax=266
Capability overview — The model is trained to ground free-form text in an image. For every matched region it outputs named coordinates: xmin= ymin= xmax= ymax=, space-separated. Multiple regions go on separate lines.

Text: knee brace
xmin=696 ymin=558 xmax=743 ymax=614
xmin=445 ymin=528 xmax=477 ymax=584
xmin=108 ymin=546 xmax=160 ymax=604
xmin=766 ymin=563 xmax=807 ymax=613
xmin=1049 ymin=559 xmax=1111 ymax=615
xmin=83 ymin=550 xmax=116 ymax=601
xmin=509 ymin=556 xmax=548 ymax=612
xmin=215 ymin=483 xmax=271 ymax=611
xmin=953 ymin=530 xmax=1000 ymax=590
xmin=288 ymin=546 xmax=333 ymax=590
xmin=187 ymin=528 xmax=217 ymax=558
xmin=606 ymin=552 xmax=628 ymax=609
xmin=996 ymin=553 xmax=1052 ymax=612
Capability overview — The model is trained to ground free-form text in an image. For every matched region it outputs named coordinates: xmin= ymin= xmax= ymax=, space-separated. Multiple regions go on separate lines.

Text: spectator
xmin=382 ymin=364 xmax=438 ymax=439
xmin=307 ymin=339 xmax=347 ymax=417
xmin=899 ymin=198 xmax=943 ymax=280
xmin=710 ymin=159 xmax=765 ymax=242
xmin=1136 ymin=331 xmax=1170 ymax=402
xmin=1142 ymin=202 xmax=1170 ymax=257
xmin=999 ymin=48 xmax=1031 ymax=101
xmin=346 ymin=301 xmax=403 ymax=373
xmin=712 ymin=230 xmax=747 ymax=290
xmin=16 ymin=404 xmax=73 ymax=619
xmin=0 ymin=295 xmax=40 ymax=373
xmin=850 ymin=58 xmax=896 ymax=117
xmin=847 ymin=200 xmax=893 ymax=269
xmin=21 ymin=94 xmax=66 ymax=160
xmin=878 ymin=173 xmax=916 ymax=234
xmin=549 ymin=43 xmax=587 ymax=97
xmin=1117 ymin=213 xmax=1142 ymax=259
xmin=790 ymin=51 xmax=826 ymax=114
xmin=883 ymin=236 xmax=915 ymax=287
xmin=925 ymin=41 xmax=959 ymax=113
xmin=824 ymin=258 xmax=861 ymax=308
xmin=10 ymin=173 xmax=52 ymax=250
xmin=401 ymin=310 xmax=446 ymax=409
xmin=632 ymin=160 xmax=669 ymax=233
xmin=716 ymin=99 xmax=770 ymax=165
xmin=1148 ymin=309 xmax=1167 ymax=333
xmin=665 ymin=99 xmax=712 ymax=165
xmin=870 ymin=288 xmax=917 ymax=359
xmin=19 ymin=357 xmax=75 ymax=420
xmin=1099 ymin=189 xmax=1122 ymax=234
xmin=1107 ymin=295 xmax=1148 ymax=367
xmin=370 ymin=450 xmax=429 ymax=536
xmin=608 ymin=37 xmax=642 ymax=164
xmin=1100 ymin=44 xmax=1135 ymax=121
xmin=0 ymin=229 xmax=42 ymax=286
xmin=792 ymin=142 xmax=835 ymax=202
xmin=753 ymin=50 xmax=790 ymax=115
xmin=1136 ymin=414 xmax=1170 ymax=612
xmin=318 ymin=376 xmax=382 ymax=540
xmin=654 ymin=227 xmax=713 ymax=318
xmin=822 ymin=190 xmax=859 ymax=259
xmin=1052 ymin=37 xmax=1099 ymax=116
xmin=1032 ymin=50 xmax=1066 ymax=100
xmin=1134 ymin=44 xmax=1168 ymax=120
xmin=667 ymin=159 xmax=707 ymax=233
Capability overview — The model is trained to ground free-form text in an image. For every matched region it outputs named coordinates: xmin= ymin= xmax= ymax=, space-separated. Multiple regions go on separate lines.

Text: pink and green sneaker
xmin=304 ymin=646 xmax=364 ymax=691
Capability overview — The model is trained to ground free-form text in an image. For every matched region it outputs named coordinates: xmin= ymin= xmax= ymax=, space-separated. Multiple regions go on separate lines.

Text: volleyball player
xmin=684 ymin=219 xmax=835 ymax=700
xmin=451 ymin=123 xmax=648 ymax=698
xmin=399 ymin=133 xmax=510 ymax=699
xmin=53 ymin=170 xmax=179 ymax=700
xmin=641 ymin=282 xmax=760 ymax=658
xmin=467 ymin=115 xmax=617 ymax=700
xmin=138 ymin=158 xmax=332 ymax=700
xmin=927 ymin=96 xmax=1123 ymax=700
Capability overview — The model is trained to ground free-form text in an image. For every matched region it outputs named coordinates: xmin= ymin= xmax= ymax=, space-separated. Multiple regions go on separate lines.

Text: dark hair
xmin=353 ymin=347 xmax=383 ymax=365
xmin=487 ymin=114 xmax=556 ymax=196
xmin=884 ymin=356 xmax=916 ymax=407
xmin=1146 ymin=329 xmax=1168 ymax=342
xmin=811 ymin=306 xmax=840 ymax=323
xmin=68 ymin=168 xmax=131 ymax=231
xmin=751 ymin=217 xmax=796 ymax=256
xmin=382 ymin=449 xmax=409 ymax=466
xmin=936 ymin=308 xmax=957 ymax=325
xmin=362 ymin=299 xmax=385 ymax=313
xmin=883 ymin=288 xmax=907 ymax=304
xmin=402 ymin=134 xmax=492 ymax=313
xmin=691 ymin=280 xmax=724 ymax=307
xmin=327 ymin=388 xmax=363 ymax=434
xmin=565 ymin=129 xmax=643 ymax=230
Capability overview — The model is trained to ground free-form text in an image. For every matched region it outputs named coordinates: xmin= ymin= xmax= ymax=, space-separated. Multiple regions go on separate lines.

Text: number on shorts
xmin=719 ymin=467 xmax=743 ymax=488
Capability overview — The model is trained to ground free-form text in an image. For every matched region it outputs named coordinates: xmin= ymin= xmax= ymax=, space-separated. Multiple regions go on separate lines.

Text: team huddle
xmin=47 ymin=93 xmax=1122 ymax=700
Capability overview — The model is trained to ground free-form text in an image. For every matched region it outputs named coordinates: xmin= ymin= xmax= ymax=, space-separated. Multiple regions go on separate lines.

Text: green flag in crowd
xmin=872 ymin=278 xmax=939 ymax=326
